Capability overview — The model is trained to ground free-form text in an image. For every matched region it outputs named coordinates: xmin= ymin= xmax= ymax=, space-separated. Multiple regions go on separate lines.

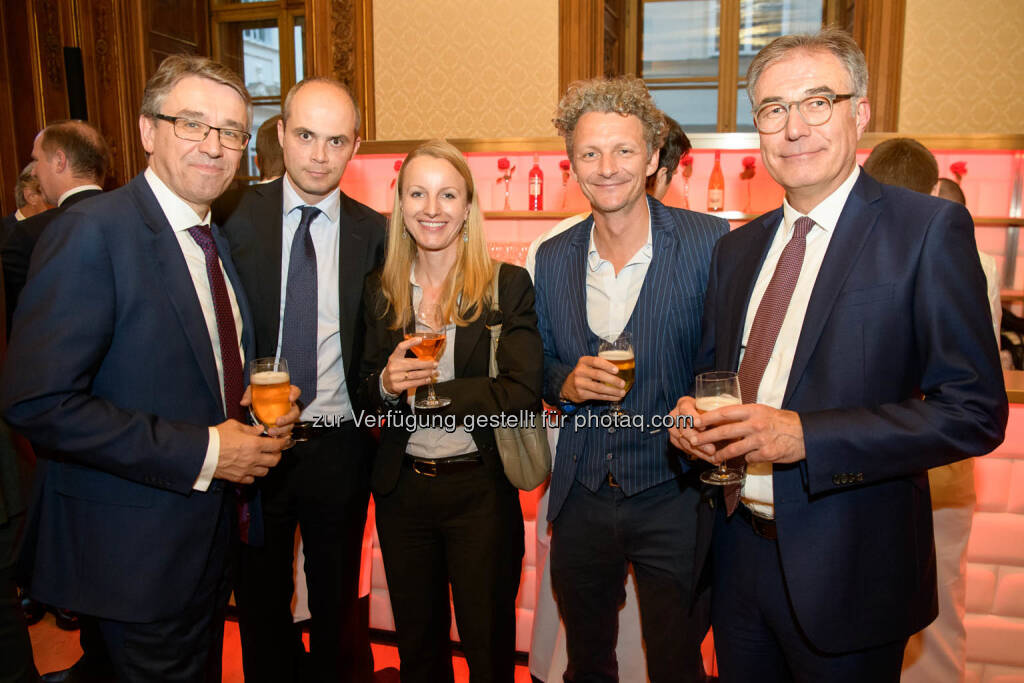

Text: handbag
xmin=487 ymin=263 xmax=551 ymax=490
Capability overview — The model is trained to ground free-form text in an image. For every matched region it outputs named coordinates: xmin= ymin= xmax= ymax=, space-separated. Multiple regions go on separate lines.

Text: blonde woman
xmin=358 ymin=139 xmax=542 ymax=683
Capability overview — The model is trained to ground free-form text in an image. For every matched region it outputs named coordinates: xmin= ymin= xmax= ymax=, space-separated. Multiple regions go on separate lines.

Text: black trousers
xmin=0 ymin=510 xmax=37 ymax=683
xmin=374 ymin=457 xmax=524 ymax=683
xmin=550 ymin=476 xmax=710 ymax=683
xmin=233 ymin=424 xmax=373 ymax=683
xmin=711 ymin=506 xmax=908 ymax=683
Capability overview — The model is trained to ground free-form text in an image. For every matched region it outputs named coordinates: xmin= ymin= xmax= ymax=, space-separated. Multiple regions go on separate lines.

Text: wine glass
xmin=404 ymin=303 xmax=451 ymax=409
xmin=249 ymin=357 xmax=294 ymax=449
xmin=696 ymin=371 xmax=743 ymax=485
xmin=597 ymin=332 xmax=635 ymax=418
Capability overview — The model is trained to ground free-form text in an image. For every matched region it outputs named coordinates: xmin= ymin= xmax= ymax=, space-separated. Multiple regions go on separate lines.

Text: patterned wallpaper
xmin=372 ymin=0 xmax=560 ymax=140
xmin=899 ymin=0 xmax=1024 ymax=134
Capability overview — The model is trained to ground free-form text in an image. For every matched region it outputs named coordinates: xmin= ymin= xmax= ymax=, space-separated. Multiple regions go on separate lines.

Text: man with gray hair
xmin=534 ymin=76 xmax=727 ymax=682
xmin=2 ymin=55 xmax=298 ymax=681
xmin=669 ymin=29 xmax=1005 ymax=681
xmin=2 ymin=121 xmax=110 ymax=330
xmin=2 ymin=162 xmax=51 ymax=244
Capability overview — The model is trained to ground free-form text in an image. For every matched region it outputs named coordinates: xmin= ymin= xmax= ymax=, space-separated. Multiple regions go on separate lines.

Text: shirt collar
xmin=57 ymin=184 xmax=103 ymax=207
xmin=782 ymin=166 xmax=859 ymax=237
xmin=587 ymin=200 xmax=654 ymax=272
xmin=282 ymin=173 xmax=340 ymax=224
xmin=143 ymin=167 xmax=209 ymax=232
xmin=14 ymin=209 xmax=26 ymax=221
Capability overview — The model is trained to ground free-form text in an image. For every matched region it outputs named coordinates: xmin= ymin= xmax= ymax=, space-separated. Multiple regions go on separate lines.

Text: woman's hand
xmin=382 ymin=336 xmax=439 ymax=396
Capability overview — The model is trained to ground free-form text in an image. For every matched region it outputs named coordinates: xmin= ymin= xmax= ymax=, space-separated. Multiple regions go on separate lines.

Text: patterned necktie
xmin=187 ymin=225 xmax=244 ymax=421
xmin=280 ymin=206 xmax=321 ymax=408
xmin=187 ymin=225 xmax=257 ymax=544
xmin=725 ymin=215 xmax=815 ymax=515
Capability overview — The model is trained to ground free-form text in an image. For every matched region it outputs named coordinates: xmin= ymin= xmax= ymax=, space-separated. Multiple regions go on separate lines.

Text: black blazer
xmin=219 ymin=178 xmax=386 ymax=396
xmin=358 ymin=264 xmax=544 ymax=495
xmin=2 ymin=188 xmax=103 ymax=333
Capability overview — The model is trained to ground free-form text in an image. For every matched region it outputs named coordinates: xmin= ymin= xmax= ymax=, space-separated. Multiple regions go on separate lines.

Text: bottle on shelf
xmin=707 ymin=150 xmax=725 ymax=212
xmin=528 ymin=154 xmax=544 ymax=211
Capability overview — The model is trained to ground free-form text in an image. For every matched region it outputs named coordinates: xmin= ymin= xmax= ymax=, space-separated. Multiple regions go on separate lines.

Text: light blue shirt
xmin=278 ymin=175 xmax=352 ymax=422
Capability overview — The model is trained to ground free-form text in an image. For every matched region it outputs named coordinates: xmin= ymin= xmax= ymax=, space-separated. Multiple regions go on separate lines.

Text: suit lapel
xmin=723 ymin=209 xmax=781 ymax=372
xmin=130 ymin=175 xmax=224 ymax=412
xmin=566 ymin=217 xmax=594 ymax=355
xmin=782 ymin=173 xmax=883 ymax=406
xmin=253 ymin=180 xmax=284 ymax=346
xmin=339 ymin=193 xmax=369 ymax=376
xmin=212 ymin=224 xmax=256 ymax=366
xmin=642 ymin=200 xmax=678 ymax=406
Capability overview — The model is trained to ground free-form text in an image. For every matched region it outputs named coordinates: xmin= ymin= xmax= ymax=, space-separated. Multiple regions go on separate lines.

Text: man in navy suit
xmin=534 ymin=76 xmax=728 ymax=683
xmin=1 ymin=55 xmax=296 ymax=682
xmin=669 ymin=29 xmax=1006 ymax=682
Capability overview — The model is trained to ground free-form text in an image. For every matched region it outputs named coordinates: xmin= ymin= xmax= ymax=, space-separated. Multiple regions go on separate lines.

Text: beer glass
xmin=250 ymin=357 xmax=294 ymax=449
xmin=404 ymin=303 xmax=451 ymax=409
xmin=598 ymin=332 xmax=635 ymax=418
xmin=696 ymin=371 xmax=743 ymax=485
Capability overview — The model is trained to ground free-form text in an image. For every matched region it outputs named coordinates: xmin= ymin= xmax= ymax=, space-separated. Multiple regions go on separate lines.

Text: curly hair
xmin=553 ymin=76 xmax=667 ymax=156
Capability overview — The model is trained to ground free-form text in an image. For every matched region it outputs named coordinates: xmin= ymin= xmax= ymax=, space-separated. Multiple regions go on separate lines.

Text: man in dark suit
xmin=1 ymin=54 xmax=294 ymax=682
xmin=2 ymin=162 xmax=52 ymax=245
xmin=220 ymin=77 xmax=385 ymax=683
xmin=0 ymin=262 xmax=38 ymax=683
xmin=668 ymin=29 xmax=1006 ymax=682
xmin=2 ymin=120 xmax=111 ymax=332
xmin=533 ymin=76 xmax=728 ymax=683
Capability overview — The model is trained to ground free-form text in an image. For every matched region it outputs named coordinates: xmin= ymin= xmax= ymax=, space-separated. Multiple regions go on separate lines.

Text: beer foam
xmin=251 ymin=370 xmax=289 ymax=385
xmin=598 ymin=349 xmax=634 ymax=361
xmin=695 ymin=394 xmax=740 ymax=411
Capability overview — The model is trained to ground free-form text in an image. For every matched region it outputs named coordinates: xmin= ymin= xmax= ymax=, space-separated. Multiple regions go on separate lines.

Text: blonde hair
xmin=380 ymin=139 xmax=494 ymax=330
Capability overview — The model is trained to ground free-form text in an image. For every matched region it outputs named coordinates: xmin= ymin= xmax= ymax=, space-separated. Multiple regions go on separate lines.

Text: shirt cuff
xmin=379 ymin=374 xmax=400 ymax=404
xmin=192 ymin=427 xmax=220 ymax=491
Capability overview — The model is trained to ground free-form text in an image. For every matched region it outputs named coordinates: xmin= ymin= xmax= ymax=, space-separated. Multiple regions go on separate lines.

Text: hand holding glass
xmin=695 ymin=371 xmax=744 ymax=485
xmin=250 ymin=357 xmax=295 ymax=449
xmin=597 ymin=332 xmax=634 ymax=418
xmin=404 ymin=304 xmax=451 ymax=409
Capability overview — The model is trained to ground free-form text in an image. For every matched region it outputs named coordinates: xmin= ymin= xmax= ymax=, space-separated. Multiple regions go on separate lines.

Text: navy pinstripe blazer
xmin=534 ymin=197 xmax=728 ymax=522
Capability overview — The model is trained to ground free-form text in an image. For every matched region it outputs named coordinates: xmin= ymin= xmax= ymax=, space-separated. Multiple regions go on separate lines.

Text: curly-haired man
xmin=533 ymin=75 xmax=728 ymax=682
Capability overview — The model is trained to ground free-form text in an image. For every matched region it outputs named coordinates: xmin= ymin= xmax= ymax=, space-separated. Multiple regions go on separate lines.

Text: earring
xmin=462 ymin=230 xmax=469 ymax=243
xmin=402 ymin=229 xmax=408 ymax=240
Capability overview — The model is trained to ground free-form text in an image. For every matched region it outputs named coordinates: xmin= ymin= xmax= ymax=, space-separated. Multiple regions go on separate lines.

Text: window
xmin=641 ymin=0 xmax=833 ymax=132
xmin=211 ymin=0 xmax=306 ymax=181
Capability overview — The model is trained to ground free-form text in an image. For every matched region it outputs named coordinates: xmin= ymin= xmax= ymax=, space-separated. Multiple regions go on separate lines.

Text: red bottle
xmin=707 ymin=151 xmax=725 ymax=212
xmin=528 ymin=154 xmax=544 ymax=211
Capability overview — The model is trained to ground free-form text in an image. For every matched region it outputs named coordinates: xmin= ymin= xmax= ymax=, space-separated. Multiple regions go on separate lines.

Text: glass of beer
xmin=250 ymin=357 xmax=294 ymax=449
xmin=598 ymin=332 xmax=635 ymax=418
xmin=695 ymin=371 xmax=743 ymax=485
xmin=404 ymin=303 xmax=451 ymax=409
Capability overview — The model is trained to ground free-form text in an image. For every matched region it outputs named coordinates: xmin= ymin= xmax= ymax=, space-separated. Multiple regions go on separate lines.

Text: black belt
xmin=736 ymin=504 xmax=778 ymax=540
xmin=404 ymin=453 xmax=482 ymax=477
xmin=292 ymin=419 xmax=355 ymax=441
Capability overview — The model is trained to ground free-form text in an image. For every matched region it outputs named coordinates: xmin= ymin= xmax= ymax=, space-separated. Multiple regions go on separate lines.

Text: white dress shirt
xmin=277 ymin=175 xmax=352 ymax=423
xmin=57 ymin=184 xmax=103 ymax=207
xmin=144 ymin=167 xmax=244 ymax=492
xmin=586 ymin=200 xmax=654 ymax=342
xmin=739 ymin=166 xmax=860 ymax=518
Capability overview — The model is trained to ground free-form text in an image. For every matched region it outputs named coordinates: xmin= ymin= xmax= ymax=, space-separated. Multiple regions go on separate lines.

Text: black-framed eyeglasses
xmin=153 ymin=114 xmax=251 ymax=151
xmin=753 ymin=93 xmax=855 ymax=134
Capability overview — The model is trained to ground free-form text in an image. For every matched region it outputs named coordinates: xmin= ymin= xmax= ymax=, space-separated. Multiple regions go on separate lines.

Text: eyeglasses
xmin=153 ymin=114 xmax=251 ymax=151
xmin=753 ymin=93 xmax=855 ymax=134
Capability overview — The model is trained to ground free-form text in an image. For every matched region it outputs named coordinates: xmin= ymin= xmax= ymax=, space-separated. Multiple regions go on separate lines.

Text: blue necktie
xmin=280 ymin=205 xmax=321 ymax=408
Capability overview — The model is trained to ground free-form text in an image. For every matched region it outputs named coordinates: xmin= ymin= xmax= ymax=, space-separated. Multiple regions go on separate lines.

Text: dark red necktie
xmin=187 ymin=225 xmax=253 ymax=541
xmin=725 ymin=216 xmax=815 ymax=515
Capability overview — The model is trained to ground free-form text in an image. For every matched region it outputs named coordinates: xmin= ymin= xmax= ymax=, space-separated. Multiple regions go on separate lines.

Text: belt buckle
xmin=412 ymin=460 xmax=437 ymax=477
